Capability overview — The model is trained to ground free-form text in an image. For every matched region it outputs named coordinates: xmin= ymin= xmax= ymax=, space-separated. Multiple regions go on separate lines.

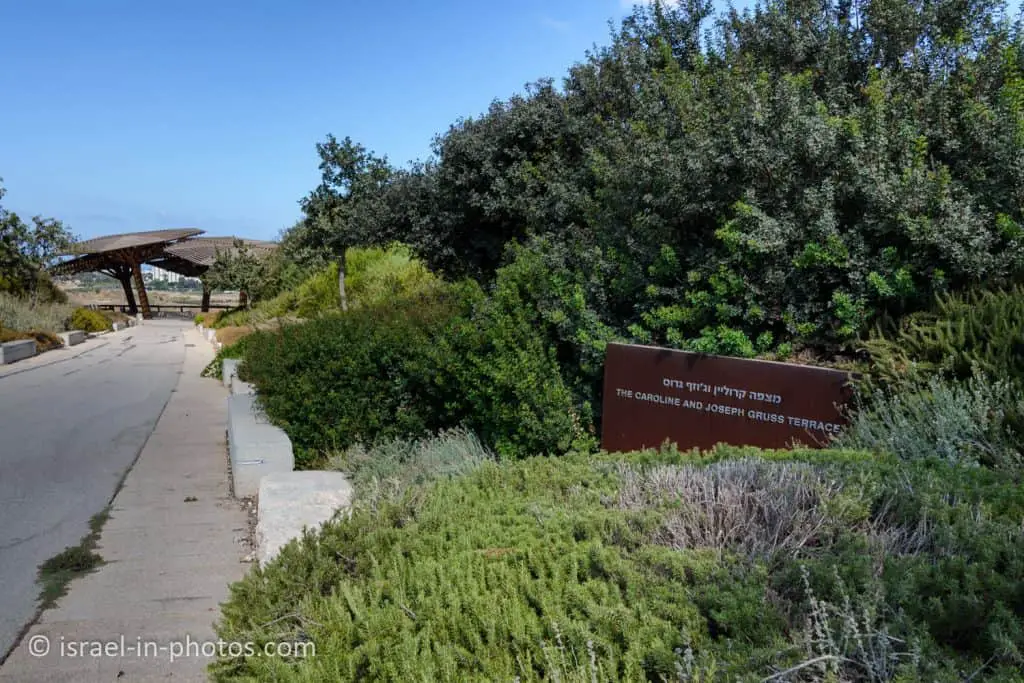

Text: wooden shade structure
xmin=51 ymin=229 xmax=204 ymax=318
xmin=51 ymin=231 xmax=279 ymax=317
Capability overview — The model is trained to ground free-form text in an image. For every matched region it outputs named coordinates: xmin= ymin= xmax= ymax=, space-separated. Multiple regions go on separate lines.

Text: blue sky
xmin=1 ymin=0 xmax=1019 ymax=243
xmin=1 ymin=0 xmax=671 ymax=242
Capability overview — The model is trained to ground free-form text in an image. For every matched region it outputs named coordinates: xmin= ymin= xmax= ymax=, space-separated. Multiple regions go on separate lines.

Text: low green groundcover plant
xmin=211 ymin=445 xmax=1024 ymax=682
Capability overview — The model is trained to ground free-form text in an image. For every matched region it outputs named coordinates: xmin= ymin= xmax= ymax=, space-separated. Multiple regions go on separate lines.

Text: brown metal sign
xmin=601 ymin=342 xmax=854 ymax=453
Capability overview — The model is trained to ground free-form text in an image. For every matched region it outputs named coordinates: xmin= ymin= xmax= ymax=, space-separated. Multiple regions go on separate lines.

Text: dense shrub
xmin=864 ymin=286 xmax=1024 ymax=390
xmin=262 ymin=264 xmax=337 ymax=319
xmin=433 ymin=277 xmax=595 ymax=458
xmin=482 ymin=237 xmax=622 ymax=436
xmin=286 ymin=0 xmax=1024 ymax=365
xmin=212 ymin=446 xmax=1024 ymax=681
xmin=240 ymin=285 xmax=476 ymax=466
xmin=240 ymin=278 xmax=588 ymax=463
xmin=69 ymin=307 xmax=112 ymax=333
xmin=208 ymin=308 xmax=249 ymax=328
xmin=235 ymin=244 xmax=442 ymax=325
xmin=345 ymin=242 xmax=440 ymax=309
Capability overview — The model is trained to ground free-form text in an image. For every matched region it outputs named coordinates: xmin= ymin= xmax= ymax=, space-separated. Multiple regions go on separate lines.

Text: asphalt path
xmin=0 ymin=319 xmax=188 ymax=661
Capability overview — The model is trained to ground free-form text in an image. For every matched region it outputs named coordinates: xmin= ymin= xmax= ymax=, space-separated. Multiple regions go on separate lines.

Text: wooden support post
xmin=239 ymin=290 xmax=248 ymax=309
xmin=113 ymin=266 xmax=138 ymax=316
xmin=130 ymin=259 xmax=152 ymax=319
xmin=201 ymin=281 xmax=211 ymax=313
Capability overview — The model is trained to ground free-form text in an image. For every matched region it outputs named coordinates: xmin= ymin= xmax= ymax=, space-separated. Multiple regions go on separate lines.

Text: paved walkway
xmin=0 ymin=327 xmax=250 ymax=682
xmin=0 ymin=321 xmax=185 ymax=659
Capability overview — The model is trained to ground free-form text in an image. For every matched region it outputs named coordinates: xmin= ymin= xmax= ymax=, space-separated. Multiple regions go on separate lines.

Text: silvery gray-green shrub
xmin=835 ymin=368 xmax=1023 ymax=469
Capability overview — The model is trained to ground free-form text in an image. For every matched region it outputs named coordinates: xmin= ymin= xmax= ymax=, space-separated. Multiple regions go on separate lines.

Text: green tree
xmin=297 ymin=135 xmax=393 ymax=311
xmin=0 ymin=179 xmax=74 ymax=303
xmin=203 ymin=240 xmax=274 ymax=308
xmin=280 ymin=0 xmax=1024 ymax=364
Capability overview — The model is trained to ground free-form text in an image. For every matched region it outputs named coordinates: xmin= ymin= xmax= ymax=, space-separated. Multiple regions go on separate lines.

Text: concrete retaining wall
xmin=255 ymin=471 xmax=352 ymax=565
xmin=219 ymin=356 xmax=353 ymax=564
xmin=0 ymin=339 xmax=36 ymax=365
xmin=58 ymin=330 xmax=86 ymax=347
xmin=222 ymin=358 xmax=240 ymax=388
xmin=230 ymin=375 xmax=256 ymax=396
xmin=227 ymin=394 xmax=294 ymax=499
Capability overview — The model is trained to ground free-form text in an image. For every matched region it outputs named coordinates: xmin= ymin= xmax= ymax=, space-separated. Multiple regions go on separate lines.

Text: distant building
xmin=143 ymin=265 xmax=200 ymax=286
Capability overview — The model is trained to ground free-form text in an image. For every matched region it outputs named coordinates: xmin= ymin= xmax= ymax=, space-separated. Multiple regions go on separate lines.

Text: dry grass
xmin=616 ymin=459 xmax=841 ymax=560
xmin=0 ymin=328 xmax=63 ymax=352
xmin=0 ymin=292 xmax=75 ymax=333
xmin=66 ymin=289 xmax=238 ymax=307
xmin=615 ymin=459 xmax=935 ymax=565
xmin=215 ymin=325 xmax=254 ymax=347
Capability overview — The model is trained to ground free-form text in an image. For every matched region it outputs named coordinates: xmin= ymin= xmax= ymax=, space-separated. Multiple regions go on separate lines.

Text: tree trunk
xmin=200 ymin=281 xmax=211 ymax=313
xmin=239 ymin=290 xmax=249 ymax=309
xmin=338 ymin=250 xmax=348 ymax=312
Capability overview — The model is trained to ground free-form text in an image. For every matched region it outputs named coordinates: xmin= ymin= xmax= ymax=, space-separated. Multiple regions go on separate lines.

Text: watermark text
xmin=28 ymin=634 xmax=314 ymax=663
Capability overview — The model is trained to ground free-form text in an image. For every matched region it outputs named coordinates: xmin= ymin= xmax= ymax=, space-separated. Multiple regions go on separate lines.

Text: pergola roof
xmin=50 ymin=251 xmax=127 ymax=276
xmin=50 ymin=230 xmax=278 ymax=278
xmin=62 ymin=228 xmax=204 ymax=256
xmin=163 ymin=236 xmax=279 ymax=268
xmin=51 ymin=228 xmax=207 ymax=276
xmin=142 ymin=254 xmax=209 ymax=278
